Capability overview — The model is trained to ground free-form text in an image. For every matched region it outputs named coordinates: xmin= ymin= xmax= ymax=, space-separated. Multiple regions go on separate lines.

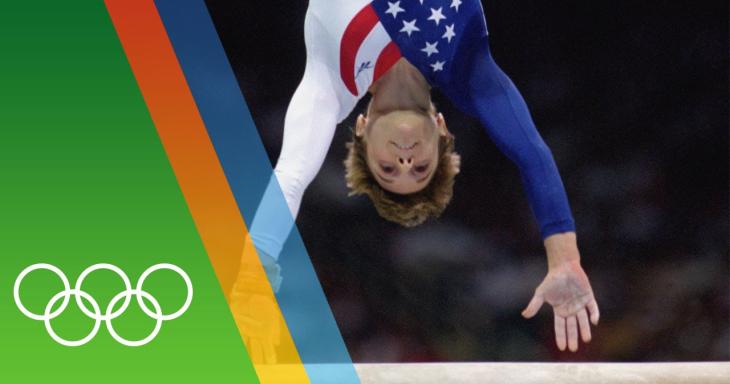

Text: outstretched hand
xmin=522 ymin=238 xmax=600 ymax=352
xmin=228 ymin=239 xmax=283 ymax=364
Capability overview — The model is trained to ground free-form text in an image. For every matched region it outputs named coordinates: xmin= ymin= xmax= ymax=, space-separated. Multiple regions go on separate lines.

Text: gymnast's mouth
xmin=391 ymin=141 xmax=418 ymax=150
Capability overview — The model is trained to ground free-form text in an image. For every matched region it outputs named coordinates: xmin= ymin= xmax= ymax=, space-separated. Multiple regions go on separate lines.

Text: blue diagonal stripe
xmin=154 ymin=1 xmax=360 ymax=383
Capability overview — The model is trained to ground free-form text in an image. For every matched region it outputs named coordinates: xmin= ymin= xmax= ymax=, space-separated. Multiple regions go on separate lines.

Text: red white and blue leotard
xmin=251 ymin=0 xmax=575 ymax=260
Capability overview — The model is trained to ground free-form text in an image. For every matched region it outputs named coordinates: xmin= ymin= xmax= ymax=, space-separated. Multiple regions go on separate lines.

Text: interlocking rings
xmin=13 ymin=263 xmax=193 ymax=347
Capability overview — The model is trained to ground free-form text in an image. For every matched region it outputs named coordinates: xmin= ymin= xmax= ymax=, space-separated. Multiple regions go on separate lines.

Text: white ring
xmin=136 ymin=263 xmax=193 ymax=321
xmin=14 ymin=263 xmax=71 ymax=321
xmin=105 ymin=289 xmax=163 ymax=347
xmin=74 ymin=263 xmax=133 ymax=321
xmin=43 ymin=289 xmax=102 ymax=347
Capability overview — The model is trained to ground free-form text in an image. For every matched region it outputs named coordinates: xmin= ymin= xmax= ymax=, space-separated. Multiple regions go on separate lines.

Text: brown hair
xmin=344 ymin=128 xmax=460 ymax=227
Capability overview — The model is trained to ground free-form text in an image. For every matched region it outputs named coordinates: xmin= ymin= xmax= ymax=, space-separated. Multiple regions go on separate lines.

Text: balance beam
xmin=354 ymin=362 xmax=730 ymax=384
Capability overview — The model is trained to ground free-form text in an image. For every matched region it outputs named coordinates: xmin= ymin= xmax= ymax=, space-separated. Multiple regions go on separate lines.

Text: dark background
xmin=206 ymin=0 xmax=729 ymax=362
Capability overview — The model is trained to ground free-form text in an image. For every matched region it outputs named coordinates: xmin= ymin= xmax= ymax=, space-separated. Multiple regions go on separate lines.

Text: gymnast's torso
xmin=303 ymin=0 xmax=490 ymax=121
xmin=250 ymin=0 xmax=575 ymax=261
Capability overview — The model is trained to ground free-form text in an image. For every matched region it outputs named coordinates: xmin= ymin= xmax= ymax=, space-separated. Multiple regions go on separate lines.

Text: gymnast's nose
xmin=397 ymin=156 xmax=414 ymax=170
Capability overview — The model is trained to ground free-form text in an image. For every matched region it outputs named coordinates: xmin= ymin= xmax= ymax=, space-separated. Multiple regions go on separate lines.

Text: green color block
xmin=0 ymin=2 xmax=258 ymax=382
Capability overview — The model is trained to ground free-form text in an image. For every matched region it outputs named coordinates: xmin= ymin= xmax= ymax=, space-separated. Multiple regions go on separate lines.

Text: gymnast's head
xmin=344 ymin=101 xmax=461 ymax=227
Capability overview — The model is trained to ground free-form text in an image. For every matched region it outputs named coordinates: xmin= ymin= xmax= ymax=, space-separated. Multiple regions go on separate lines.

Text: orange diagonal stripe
xmin=104 ymin=1 xmax=310 ymax=382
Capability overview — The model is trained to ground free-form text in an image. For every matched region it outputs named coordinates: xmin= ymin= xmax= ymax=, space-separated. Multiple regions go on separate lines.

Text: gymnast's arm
xmin=272 ymin=61 xmax=342 ymax=220
xmin=456 ymin=41 xmax=574 ymax=240
xmin=248 ymin=14 xmax=342 ymax=263
xmin=452 ymin=36 xmax=600 ymax=351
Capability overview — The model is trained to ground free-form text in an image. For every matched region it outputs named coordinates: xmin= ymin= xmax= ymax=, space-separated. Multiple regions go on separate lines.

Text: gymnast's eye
xmin=380 ymin=164 xmax=395 ymax=174
xmin=414 ymin=163 xmax=429 ymax=173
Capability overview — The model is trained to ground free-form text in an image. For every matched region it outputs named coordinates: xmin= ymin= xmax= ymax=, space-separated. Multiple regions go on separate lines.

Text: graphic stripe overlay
xmin=104 ymin=1 xmax=309 ymax=383
xmin=153 ymin=1 xmax=361 ymax=383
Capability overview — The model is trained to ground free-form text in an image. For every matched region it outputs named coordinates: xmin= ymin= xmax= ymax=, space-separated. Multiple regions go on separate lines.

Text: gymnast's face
xmin=356 ymin=109 xmax=447 ymax=194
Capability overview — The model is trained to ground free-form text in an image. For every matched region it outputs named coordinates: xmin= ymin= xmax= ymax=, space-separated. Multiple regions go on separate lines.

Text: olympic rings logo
xmin=13 ymin=263 xmax=193 ymax=347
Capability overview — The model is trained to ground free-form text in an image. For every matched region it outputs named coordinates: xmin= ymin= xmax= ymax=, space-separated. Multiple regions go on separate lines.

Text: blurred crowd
xmin=207 ymin=0 xmax=728 ymax=361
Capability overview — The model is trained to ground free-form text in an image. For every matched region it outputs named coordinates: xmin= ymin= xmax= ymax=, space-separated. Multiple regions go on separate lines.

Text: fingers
xmin=522 ymin=294 xmax=544 ymax=319
xmin=556 ymin=306 xmax=595 ymax=353
xmin=554 ymin=314 xmax=567 ymax=351
xmin=567 ymin=315 xmax=578 ymax=352
xmin=587 ymin=298 xmax=600 ymax=325
xmin=577 ymin=309 xmax=592 ymax=343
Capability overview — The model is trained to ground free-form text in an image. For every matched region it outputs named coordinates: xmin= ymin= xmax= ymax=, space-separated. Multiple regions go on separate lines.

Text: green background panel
xmin=0 ymin=1 xmax=258 ymax=382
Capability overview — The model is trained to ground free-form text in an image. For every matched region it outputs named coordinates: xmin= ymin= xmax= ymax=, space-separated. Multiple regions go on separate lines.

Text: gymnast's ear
xmin=436 ymin=112 xmax=450 ymax=137
xmin=355 ymin=114 xmax=367 ymax=137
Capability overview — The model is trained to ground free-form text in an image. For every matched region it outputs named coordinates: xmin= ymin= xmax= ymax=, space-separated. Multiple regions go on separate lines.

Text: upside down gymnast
xmin=230 ymin=0 xmax=600 ymax=360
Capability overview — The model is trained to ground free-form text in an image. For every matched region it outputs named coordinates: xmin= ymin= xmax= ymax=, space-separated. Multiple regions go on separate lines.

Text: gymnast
xmin=233 ymin=0 xmax=600 ymax=353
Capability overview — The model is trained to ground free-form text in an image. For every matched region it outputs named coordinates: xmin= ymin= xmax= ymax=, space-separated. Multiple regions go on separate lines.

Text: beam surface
xmin=354 ymin=362 xmax=730 ymax=384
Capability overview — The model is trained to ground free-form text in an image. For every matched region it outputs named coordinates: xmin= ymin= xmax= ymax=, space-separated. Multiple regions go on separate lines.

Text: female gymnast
xmin=234 ymin=0 xmax=600 ymax=354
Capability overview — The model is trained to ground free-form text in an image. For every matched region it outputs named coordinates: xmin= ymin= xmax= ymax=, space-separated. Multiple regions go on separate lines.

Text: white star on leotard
xmin=428 ymin=7 xmax=447 ymax=26
xmin=400 ymin=19 xmax=420 ymax=36
xmin=421 ymin=41 xmax=439 ymax=57
xmin=450 ymin=0 xmax=462 ymax=12
xmin=443 ymin=23 xmax=456 ymax=43
xmin=430 ymin=60 xmax=445 ymax=72
xmin=385 ymin=1 xmax=405 ymax=18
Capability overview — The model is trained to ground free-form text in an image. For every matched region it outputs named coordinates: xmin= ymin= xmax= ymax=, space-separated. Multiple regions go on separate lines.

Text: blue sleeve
xmin=444 ymin=36 xmax=575 ymax=238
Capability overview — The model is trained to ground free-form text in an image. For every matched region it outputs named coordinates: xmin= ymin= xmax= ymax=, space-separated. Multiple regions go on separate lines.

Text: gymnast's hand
xmin=228 ymin=239 xmax=283 ymax=364
xmin=521 ymin=232 xmax=600 ymax=352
